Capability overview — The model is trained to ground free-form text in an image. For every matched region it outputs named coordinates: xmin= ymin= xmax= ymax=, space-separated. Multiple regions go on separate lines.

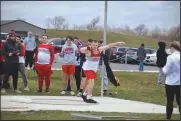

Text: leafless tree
xmin=45 ymin=16 xmax=67 ymax=30
xmin=142 ymin=28 xmax=149 ymax=36
xmin=135 ymin=24 xmax=146 ymax=36
xmin=16 ymin=17 xmax=26 ymax=21
xmin=86 ymin=16 xmax=100 ymax=30
xmin=151 ymin=26 xmax=161 ymax=39
xmin=168 ymin=25 xmax=180 ymax=41
xmin=125 ymin=25 xmax=131 ymax=33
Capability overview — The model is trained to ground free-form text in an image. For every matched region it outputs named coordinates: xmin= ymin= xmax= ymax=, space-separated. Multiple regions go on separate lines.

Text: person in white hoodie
xmin=60 ymin=35 xmax=78 ymax=95
xmin=16 ymin=35 xmax=29 ymax=91
xmin=162 ymin=41 xmax=180 ymax=121
xmin=24 ymin=31 xmax=36 ymax=69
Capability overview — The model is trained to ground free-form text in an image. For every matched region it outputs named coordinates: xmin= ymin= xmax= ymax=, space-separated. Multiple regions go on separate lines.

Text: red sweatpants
xmin=38 ymin=73 xmax=50 ymax=89
xmin=34 ymin=63 xmax=52 ymax=89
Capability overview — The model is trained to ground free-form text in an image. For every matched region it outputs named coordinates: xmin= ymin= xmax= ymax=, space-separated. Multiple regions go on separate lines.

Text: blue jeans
xmin=139 ymin=60 xmax=144 ymax=71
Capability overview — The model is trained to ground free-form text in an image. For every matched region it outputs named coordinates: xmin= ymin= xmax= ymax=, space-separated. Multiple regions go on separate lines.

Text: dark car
xmin=110 ymin=47 xmax=118 ymax=62
xmin=115 ymin=47 xmax=130 ymax=61
xmin=48 ymin=38 xmax=66 ymax=54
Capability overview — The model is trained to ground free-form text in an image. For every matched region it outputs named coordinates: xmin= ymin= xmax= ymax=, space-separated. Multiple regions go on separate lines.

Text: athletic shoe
xmin=70 ymin=91 xmax=75 ymax=95
xmin=24 ymin=86 xmax=30 ymax=91
xmin=61 ymin=90 xmax=66 ymax=95
xmin=166 ymin=119 xmax=170 ymax=121
xmin=77 ymin=92 xmax=82 ymax=97
xmin=85 ymin=99 xmax=98 ymax=103
xmin=45 ymin=88 xmax=50 ymax=93
xmin=37 ymin=89 xmax=42 ymax=93
xmin=14 ymin=90 xmax=22 ymax=94
xmin=1 ymin=88 xmax=6 ymax=93
xmin=81 ymin=94 xmax=87 ymax=102
xmin=157 ymin=82 xmax=162 ymax=86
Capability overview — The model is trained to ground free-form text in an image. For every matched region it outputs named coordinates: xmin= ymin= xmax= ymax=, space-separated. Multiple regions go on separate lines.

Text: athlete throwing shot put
xmin=80 ymin=40 xmax=125 ymax=103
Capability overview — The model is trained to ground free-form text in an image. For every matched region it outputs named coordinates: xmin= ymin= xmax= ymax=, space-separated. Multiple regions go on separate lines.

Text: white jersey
xmin=82 ymin=49 xmax=101 ymax=72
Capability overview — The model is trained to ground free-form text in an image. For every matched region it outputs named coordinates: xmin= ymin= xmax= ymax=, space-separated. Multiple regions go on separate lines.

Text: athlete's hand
xmin=9 ymin=52 xmax=13 ymax=56
xmin=16 ymin=52 xmax=20 ymax=56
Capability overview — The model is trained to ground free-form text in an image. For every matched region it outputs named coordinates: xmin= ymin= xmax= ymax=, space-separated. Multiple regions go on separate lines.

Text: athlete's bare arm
xmin=99 ymin=42 xmax=125 ymax=52
xmin=80 ymin=47 xmax=91 ymax=56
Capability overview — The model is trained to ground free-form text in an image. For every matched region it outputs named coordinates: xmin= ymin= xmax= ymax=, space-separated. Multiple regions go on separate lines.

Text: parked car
xmin=48 ymin=38 xmax=66 ymax=54
xmin=118 ymin=47 xmax=157 ymax=64
xmin=144 ymin=49 xmax=171 ymax=66
xmin=110 ymin=47 xmax=118 ymax=62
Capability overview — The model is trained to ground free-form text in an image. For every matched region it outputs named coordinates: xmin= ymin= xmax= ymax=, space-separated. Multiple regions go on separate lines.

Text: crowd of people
xmin=0 ymin=29 xmax=180 ymax=119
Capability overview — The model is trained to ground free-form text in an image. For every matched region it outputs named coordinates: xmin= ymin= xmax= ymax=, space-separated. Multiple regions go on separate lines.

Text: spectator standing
xmin=60 ymin=35 xmax=78 ymax=95
xmin=98 ymin=40 xmax=112 ymax=95
xmin=137 ymin=43 xmax=146 ymax=71
xmin=162 ymin=41 xmax=180 ymax=121
xmin=16 ymin=35 xmax=29 ymax=91
xmin=0 ymin=40 xmax=5 ymax=90
xmin=1 ymin=30 xmax=22 ymax=93
xmin=34 ymin=35 xmax=54 ymax=93
xmin=24 ymin=31 xmax=36 ymax=69
xmin=156 ymin=41 xmax=168 ymax=86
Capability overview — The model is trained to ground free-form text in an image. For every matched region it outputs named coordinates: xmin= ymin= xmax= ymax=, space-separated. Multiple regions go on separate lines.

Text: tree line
xmin=42 ymin=16 xmax=180 ymax=42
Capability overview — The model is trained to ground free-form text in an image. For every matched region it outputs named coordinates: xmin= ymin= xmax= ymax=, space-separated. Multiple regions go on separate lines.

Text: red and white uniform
xmin=34 ymin=44 xmax=54 ymax=89
xmin=82 ymin=49 xmax=101 ymax=80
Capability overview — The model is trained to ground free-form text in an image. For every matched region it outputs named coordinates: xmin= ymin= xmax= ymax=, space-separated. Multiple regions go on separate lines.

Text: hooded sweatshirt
xmin=24 ymin=32 xmax=36 ymax=51
xmin=61 ymin=42 xmax=78 ymax=65
xmin=156 ymin=42 xmax=168 ymax=67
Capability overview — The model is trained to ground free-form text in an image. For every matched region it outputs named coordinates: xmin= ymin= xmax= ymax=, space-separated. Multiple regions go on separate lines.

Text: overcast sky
xmin=1 ymin=1 xmax=180 ymax=29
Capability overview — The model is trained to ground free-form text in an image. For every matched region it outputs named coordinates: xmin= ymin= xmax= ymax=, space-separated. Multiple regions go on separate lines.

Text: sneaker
xmin=157 ymin=82 xmax=162 ymax=86
xmin=77 ymin=92 xmax=82 ymax=97
xmin=14 ymin=90 xmax=22 ymax=94
xmin=70 ymin=91 xmax=75 ymax=95
xmin=61 ymin=90 xmax=67 ymax=95
xmin=85 ymin=99 xmax=98 ymax=103
xmin=37 ymin=89 xmax=42 ymax=93
xmin=24 ymin=86 xmax=30 ymax=91
xmin=81 ymin=94 xmax=87 ymax=102
xmin=1 ymin=88 xmax=6 ymax=93
xmin=45 ymin=88 xmax=50 ymax=93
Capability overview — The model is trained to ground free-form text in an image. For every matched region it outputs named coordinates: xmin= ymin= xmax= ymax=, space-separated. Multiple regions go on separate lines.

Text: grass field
xmin=1 ymin=70 xmax=180 ymax=120
xmin=46 ymin=29 xmax=162 ymax=49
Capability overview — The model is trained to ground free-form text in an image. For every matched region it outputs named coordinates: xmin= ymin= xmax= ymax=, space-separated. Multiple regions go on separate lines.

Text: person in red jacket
xmin=16 ymin=35 xmax=29 ymax=91
xmin=34 ymin=35 xmax=54 ymax=93
xmin=0 ymin=40 xmax=5 ymax=89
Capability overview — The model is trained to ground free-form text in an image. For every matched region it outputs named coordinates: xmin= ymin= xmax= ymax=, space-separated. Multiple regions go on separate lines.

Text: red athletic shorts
xmin=62 ymin=65 xmax=75 ymax=75
xmin=84 ymin=70 xmax=96 ymax=80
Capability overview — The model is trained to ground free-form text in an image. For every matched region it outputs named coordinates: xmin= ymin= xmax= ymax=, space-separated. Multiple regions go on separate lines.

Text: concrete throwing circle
xmin=10 ymin=97 xmax=99 ymax=106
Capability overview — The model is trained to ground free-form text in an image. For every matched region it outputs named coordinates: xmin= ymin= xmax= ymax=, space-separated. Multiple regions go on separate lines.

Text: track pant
xmin=74 ymin=65 xmax=82 ymax=91
xmin=3 ymin=63 xmax=19 ymax=90
xmin=99 ymin=65 xmax=109 ymax=91
xmin=157 ymin=67 xmax=164 ymax=84
xmin=38 ymin=73 xmax=51 ymax=89
xmin=139 ymin=60 xmax=144 ymax=71
xmin=25 ymin=51 xmax=34 ymax=68
xmin=18 ymin=63 xmax=28 ymax=87
xmin=165 ymin=84 xmax=180 ymax=119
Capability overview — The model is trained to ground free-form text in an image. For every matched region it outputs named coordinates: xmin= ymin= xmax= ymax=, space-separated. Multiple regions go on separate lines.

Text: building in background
xmin=1 ymin=20 xmax=46 ymax=37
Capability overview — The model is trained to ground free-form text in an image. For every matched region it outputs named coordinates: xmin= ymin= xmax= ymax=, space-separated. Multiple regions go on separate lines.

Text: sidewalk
xmin=1 ymin=96 xmax=179 ymax=114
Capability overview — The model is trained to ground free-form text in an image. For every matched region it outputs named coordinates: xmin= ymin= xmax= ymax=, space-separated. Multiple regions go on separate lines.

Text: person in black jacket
xmin=1 ymin=30 xmax=22 ymax=93
xmin=156 ymin=41 xmax=168 ymax=86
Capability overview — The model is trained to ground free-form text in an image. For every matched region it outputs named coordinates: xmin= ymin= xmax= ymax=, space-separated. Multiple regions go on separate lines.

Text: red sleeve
xmin=49 ymin=44 xmax=54 ymax=65
xmin=20 ymin=43 xmax=26 ymax=56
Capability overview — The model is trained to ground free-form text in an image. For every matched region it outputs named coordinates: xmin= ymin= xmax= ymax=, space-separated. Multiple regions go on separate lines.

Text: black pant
xmin=25 ymin=51 xmax=34 ymax=68
xmin=165 ymin=84 xmax=180 ymax=119
xmin=3 ymin=63 xmax=19 ymax=90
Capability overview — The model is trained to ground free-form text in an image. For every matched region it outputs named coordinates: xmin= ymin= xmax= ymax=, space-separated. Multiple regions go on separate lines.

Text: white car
xmin=144 ymin=49 xmax=171 ymax=66
xmin=1 ymin=32 xmax=8 ymax=42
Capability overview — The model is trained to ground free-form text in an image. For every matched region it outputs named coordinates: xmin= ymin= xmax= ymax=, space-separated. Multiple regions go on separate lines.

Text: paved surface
xmin=1 ymin=96 xmax=179 ymax=114
xmin=53 ymin=56 xmax=158 ymax=72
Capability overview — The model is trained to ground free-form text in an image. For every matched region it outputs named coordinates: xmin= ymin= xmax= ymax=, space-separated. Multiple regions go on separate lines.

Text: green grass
xmin=1 ymin=111 xmax=180 ymax=120
xmin=1 ymin=70 xmax=180 ymax=120
xmin=46 ymin=29 xmax=162 ymax=49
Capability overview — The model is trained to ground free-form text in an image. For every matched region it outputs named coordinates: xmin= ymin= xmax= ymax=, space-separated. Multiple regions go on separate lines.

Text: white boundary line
xmin=27 ymin=68 xmax=158 ymax=73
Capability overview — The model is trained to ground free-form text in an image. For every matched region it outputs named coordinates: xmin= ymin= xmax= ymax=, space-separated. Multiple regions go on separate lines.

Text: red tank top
xmin=90 ymin=49 xmax=101 ymax=57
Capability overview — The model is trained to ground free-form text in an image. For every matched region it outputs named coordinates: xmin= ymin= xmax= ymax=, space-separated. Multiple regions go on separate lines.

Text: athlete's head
xmin=41 ymin=35 xmax=48 ymax=44
xmin=87 ymin=38 xmax=93 ymax=47
xmin=91 ymin=40 xmax=99 ymax=50
xmin=66 ymin=35 xmax=74 ymax=45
